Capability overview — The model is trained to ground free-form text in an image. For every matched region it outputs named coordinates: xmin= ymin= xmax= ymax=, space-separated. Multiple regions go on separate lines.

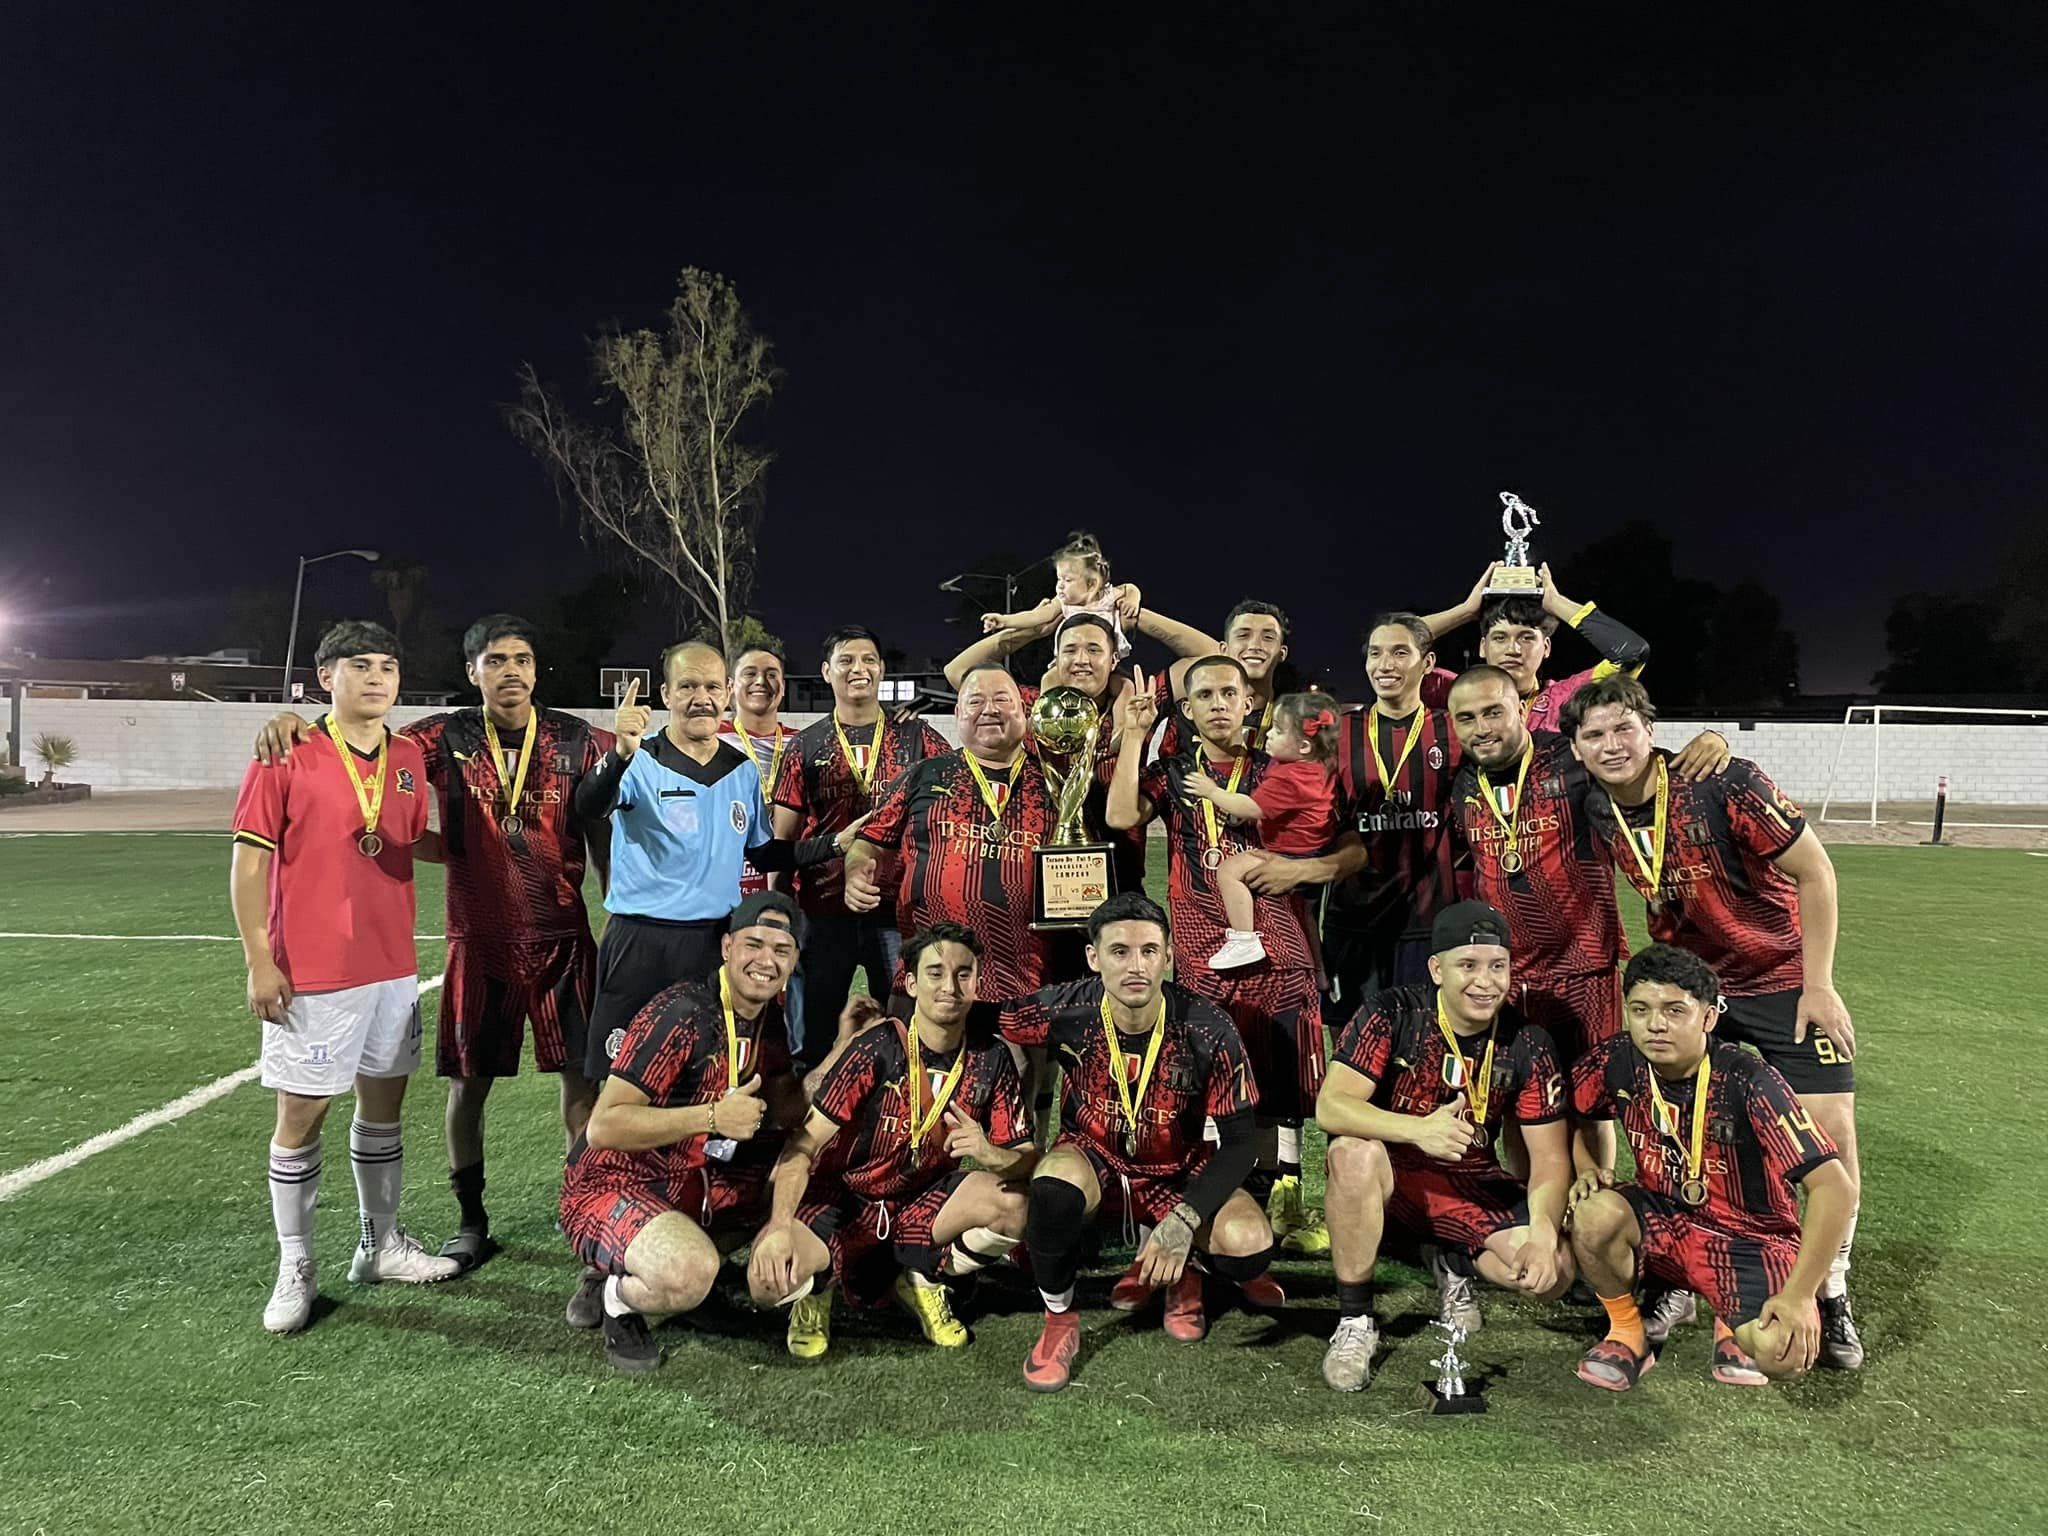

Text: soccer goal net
xmin=1816 ymin=705 xmax=2048 ymax=830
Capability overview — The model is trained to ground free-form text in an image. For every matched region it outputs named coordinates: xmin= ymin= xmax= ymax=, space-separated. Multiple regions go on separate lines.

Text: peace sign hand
xmin=1116 ymin=666 xmax=1159 ymax=740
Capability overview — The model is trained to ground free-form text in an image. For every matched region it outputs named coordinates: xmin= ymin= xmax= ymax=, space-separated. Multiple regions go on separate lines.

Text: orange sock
xmin=1599 ymin=1292 xmax=1647 ymax=1355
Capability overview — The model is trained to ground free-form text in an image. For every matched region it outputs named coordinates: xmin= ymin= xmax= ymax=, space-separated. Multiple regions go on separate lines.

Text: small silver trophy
xmin=1421 ymin=1317 xmax=1486 ymax=1414
xmin=1484 ymin=490 xmax=1544 ymax=595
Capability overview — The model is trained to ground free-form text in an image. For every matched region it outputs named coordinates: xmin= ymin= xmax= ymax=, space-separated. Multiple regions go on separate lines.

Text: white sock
xmin=946 ymin=1225 xmax=1017 ymax=1274
xmin=1822 ymin=1206 xmax=1859 ymax=1300
xmin=267 ymin=1140 xmax=322 ymax=1266
xmin=1040 ymin=1285 xmax=1075 ymax=1314
xmin=348 ymin=1118 xmax=403 ymax=1251
xmin=1276 ymin=1124 xmax=1301 ymax=1166
xmin=903 ymin=1267 xmax=940 ymax=1290
xmin=603 ymin=1274 xmax=634 ymax=1318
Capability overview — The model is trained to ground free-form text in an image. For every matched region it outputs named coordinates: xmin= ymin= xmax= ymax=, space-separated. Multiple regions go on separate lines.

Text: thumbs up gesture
xmin=1414 ymin=1093 xmax=1477 ymax=1162
xmin=716 ymin=1074 xmax=769 ymax=1140
xmin=615 ymin=678 xmax=651 ymax=757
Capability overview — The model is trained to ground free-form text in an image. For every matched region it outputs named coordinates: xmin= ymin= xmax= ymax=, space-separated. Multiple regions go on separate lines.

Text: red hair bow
xmin=1301 ymin=707 xmax=1336 ymax=738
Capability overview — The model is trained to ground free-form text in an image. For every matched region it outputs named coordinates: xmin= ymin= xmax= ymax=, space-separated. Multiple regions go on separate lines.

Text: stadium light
xmin=280 ymin=549 xmax=381 ymax=702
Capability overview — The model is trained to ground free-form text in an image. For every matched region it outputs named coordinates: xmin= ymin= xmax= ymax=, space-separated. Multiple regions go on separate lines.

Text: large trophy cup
xmin=1484 ymin=490 xmax=1544 ymax=595
xmin=1028 ymin=686 xmax=1117 ymax=930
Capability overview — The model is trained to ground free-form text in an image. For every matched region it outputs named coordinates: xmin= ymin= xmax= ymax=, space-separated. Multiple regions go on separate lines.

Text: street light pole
xmin=281 ymin=549 xmax=380 ymax=702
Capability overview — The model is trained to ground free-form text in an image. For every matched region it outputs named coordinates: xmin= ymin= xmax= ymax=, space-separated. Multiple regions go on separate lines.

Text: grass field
xmin=2 ymin=833 xmax=2044 ymax=1535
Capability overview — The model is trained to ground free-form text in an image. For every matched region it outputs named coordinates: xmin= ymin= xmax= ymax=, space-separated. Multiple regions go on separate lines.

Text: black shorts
xmin=1322 ymin=925 xmax=1432 ymax=1017
xmin=1721 ymin=989 xmax=1854 ymax=1095
xmin=437 ymin=933 xmax=595 ymax=1078
xmin=584 ymin=914 xmax=725 ymax=1080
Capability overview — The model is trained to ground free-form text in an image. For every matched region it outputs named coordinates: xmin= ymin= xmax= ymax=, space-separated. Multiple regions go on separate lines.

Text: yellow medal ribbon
xmin=1199 ymin=748 xmax=1250 ymax=860
xmin=482 ymin=711 xmax=537 ymax=831
xmin=1608 ymin=756 xmax=1670 ymax=903
xmin=1476 ymin=743 xmax=1535 ymax=872
xmin=1100 ymin=994 xmax=1168 ymax=1154
xmin=717 ymin=968 xmax=756 ymax=1090
xmin=1248 ymin=696 xmax=1275 ymax=748
xmin=1436 ymin=992 xmax=1498 ymax=1125
xmin=833 ymin=711 xmax=882 ymax=795
xmin=963 ymin=751 xmax=1025 ymax=824
xmin=903 ymin=1016 xmax=968 ymax=1164
xmin=323 ymin=714 xmax=389 ymax=847
xmin=1643 ymin=1051 xmax=1712 ymax=1202
xmin=1366 ymin=704 xmax=1424 ymax=797
xmin=748 ymin=723 xmax=789 ymax=807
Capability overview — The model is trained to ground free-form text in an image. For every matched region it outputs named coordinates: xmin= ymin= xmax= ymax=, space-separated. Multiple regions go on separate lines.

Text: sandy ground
xmin=6 ymin=790 xmax=2045 ymax=850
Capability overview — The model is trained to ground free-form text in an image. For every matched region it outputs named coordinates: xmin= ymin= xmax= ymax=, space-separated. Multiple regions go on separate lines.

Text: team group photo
xmin=4 ymin=9 xmax=2044 ymax=1535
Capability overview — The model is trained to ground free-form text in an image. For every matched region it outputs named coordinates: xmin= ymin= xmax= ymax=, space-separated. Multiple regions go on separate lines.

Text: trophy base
xmin=1483 ymin=564 xmax=1541 ymax=595
xmin=1031 ymin=842 xmax=1117 ymax=931
xmin=1419 ymin=1381 xmax=1487 ymax=1414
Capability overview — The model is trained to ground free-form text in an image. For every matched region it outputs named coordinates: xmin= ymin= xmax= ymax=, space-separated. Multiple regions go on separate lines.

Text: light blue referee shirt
xmin=593 ymin=734 xmax=769 ymax=920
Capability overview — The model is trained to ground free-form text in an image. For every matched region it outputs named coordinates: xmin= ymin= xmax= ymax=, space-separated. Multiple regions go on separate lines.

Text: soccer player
xmin=1417 ymin=560 xmax=1651 ymax=735
xmin=1001 ymin=893 xmax=1281 ymax=1392
xmin=1567 ymin=945 xmax=1854 ymax=1390
xmin=773 ymin=626 xmax=949 ymax=1064
xmin=842 ymin=664 xmax=1059 ymax=1005
xmin=745 ymin=922 xmax=1036 ymax=1358
xmin=1107 ymin=660 xmax=1329 ymax=1255
xmin=1562 ymin=673 xmax=1863 ymax=1366
xmin=1149 ymin=598 xmax=1301 ymax=758
xmin=721 ymin=644 xmax=792 ymax=901
xmin=574 ymin=642 xmax=851 ymax=1085
xmin=1313 ymin=901 xmax=1572 ymax=1390
xmin=559 ymin=892 xmax=807 ymax=1373
xmin=230 ymin=620 xmax=458 ymax=1334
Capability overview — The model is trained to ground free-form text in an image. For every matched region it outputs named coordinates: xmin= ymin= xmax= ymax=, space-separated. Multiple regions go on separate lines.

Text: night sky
xmin=4 ymin=6 xmax=2042 ymax=695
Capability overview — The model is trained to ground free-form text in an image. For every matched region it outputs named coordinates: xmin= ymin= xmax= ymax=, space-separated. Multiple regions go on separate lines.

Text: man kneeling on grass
xmin=1567 ymin=944 xmax=1855 ymax=1390
xmin=746 ymin=922 xmax=1036 ymax=1358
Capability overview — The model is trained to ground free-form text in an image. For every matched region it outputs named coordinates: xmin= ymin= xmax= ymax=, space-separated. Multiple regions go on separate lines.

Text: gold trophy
xmin=1484 ymin=490 xmax=1544 ymax=594
xmin=1028 ymin=686 xmax=1117 ymax=930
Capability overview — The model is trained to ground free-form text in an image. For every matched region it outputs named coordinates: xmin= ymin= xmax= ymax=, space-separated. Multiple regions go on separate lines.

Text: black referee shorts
xmin=584 ymin=914 xmax=725 ymax=1080
xmin=1721 ymin=988 xmax=1855 ymax=1095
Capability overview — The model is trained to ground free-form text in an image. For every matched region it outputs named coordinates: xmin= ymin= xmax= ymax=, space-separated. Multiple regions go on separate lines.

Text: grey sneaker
xmin=263 ymin=1258 xmax=317 ymax=1334
xmin=348 ymin=1226 xmax=462 ymax=1285
xmin=1425 ymin=1245 xmax=1483 ymax=1334
xmin=1322 ymin=1314 xmax=1380 ymax=1391
xmin=565 ymin=1265 xmax=606 ymax=1329
xmin=1643 ymin=1287 xmax=1698 ymax=1349
xmin=1818 ymin=1293 xmax=1865 ymax=1369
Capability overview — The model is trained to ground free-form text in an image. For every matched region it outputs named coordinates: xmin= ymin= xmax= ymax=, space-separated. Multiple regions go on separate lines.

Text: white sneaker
xmin=264 ymin=1258 xmax=317 ymax=1334
xmin=348 ymin=1226 xmax=462 ymax=1285
xmin=1209 ymin=932 xmax=1268 ymax=971
xmin=1322 ymin=1313 xmax=1379 ymax=1391
xmin=1425 ymin=1244 xmax=1484 ymax=1334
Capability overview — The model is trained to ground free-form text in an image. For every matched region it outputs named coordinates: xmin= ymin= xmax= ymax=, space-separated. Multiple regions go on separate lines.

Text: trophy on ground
xmin=1027 ymin=686 xmax=1117 ymax=930
xmin=1484 ymin=490 xmax=1544 ymax=595
xmin=1420 ymin=1317 xmax=1486 ymax=1414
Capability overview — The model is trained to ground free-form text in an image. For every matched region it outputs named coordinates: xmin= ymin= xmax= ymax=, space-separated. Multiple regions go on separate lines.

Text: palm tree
xmin=32 ymin=732 xmax=76 ymax=787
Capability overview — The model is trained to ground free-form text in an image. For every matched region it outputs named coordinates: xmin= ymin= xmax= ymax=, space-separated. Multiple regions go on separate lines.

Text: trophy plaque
xmin=1419 ymin=1318 xmax=1486 ymax=1414
xmin=1484 ymin=490 xmax=1544 ymax=595
xmin=1027 ymin=686 xmax=1116 ymax=930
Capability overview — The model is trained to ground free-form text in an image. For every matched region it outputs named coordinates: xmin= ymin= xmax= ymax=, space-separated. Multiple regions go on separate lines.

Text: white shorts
xmin=261 ymin=976 xmax=422 ymax=1096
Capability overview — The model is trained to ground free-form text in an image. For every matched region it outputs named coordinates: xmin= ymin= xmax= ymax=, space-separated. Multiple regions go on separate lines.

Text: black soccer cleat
xmin=604 ymin=1310 xmax=661 ymax=1374
xmin=1818 ymin=1293 xmax=1864 ymax=1369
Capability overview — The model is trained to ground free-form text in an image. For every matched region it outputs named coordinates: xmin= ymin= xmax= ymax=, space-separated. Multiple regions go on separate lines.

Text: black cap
xmin=1431 ymin=900 xmax=1511 ymax=954
xmin=727 ymin=889 xmax=802 ymax=940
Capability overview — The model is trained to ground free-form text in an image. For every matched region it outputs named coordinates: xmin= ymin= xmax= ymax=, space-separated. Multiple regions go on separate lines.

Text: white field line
xmin=0 ymin=974 xmax=444 ymax=1203
xmin=0 ymin=932 xmax=445 ymax=942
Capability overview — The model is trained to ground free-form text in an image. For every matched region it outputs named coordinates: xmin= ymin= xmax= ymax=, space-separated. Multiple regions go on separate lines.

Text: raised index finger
xmin=622 ymin=678 xmax=641 ymax=707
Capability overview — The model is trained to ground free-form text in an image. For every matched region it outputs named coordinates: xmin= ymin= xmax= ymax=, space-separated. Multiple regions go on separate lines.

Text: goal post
xmin=1817 ymin=704 xmax=2048 ymax=829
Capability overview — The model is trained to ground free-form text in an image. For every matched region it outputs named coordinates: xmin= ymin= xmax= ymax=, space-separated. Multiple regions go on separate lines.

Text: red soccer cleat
xmin=1163 ymin=1266 xmax=1207 ymax=1342
xmin=1023 ymin=1309 xmax=1082 ymax=1392
xmin=1236 ymin=1271 xmax=1286 ymax=1311
xmin=1109 ymin=1258 xmax=1153 ymax=1313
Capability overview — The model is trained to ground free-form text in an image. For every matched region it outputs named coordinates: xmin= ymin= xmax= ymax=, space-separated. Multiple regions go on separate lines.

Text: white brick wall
xmin=12 ymin=699 xmax=2046 ymax=805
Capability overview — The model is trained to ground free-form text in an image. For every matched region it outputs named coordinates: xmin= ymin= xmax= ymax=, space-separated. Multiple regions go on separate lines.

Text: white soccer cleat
xmin=1208 ymin=933 xmax=1268 ymax=971
xmin=264 ymin=1258 xmax=317 ymax=1334
xmin=1426 ymin=1244 xmax=1484 ymax=1334
xmin=1322 ymin=1314 xmax=1379 ymax=1391
xmin=348 ymin=1227 xmax=462 ymax=1285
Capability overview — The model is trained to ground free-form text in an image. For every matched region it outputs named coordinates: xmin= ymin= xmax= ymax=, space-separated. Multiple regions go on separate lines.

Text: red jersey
xmin=562 ymin=978 xmax=791 ymax=1192
xmin=772 ymin=713 xmax=949 ymax=917
xmin=406 ymin=708 xmax=611 ymax=945
xmin=1589 ymin=753 xmax=1807 ymax=996
xmin=1450 ymin=730 xmax=1623 ymax=982
xmin=1327 ymin=702 xmax=1463 ymax=941
xmin=1332 ymin=985 xmax=1564 ymax=1177
xmin=230 ymin=721 xmax=429 ymax=992
xmin=1251 ymin=757 xmax=1338 ymax=856
xmin=1000 ymin=979 xmax=1257 ymax=1182
xmin=858 ymin=750 xmax=1057 ymax=1001
xmin=1139 ymin=751 xmax=1317 ymax=987
xmin=808 ymin=1019 xmax=1031 ymax=1201
xmin=1571 ymin=1034 xmax=1837 ymax=1242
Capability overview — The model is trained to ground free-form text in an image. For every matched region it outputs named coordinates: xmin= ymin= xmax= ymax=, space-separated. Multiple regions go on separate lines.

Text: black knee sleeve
xmin=1208 ymin=1245 xmax=1276 ymax=1284
xmin=1026 ymin=1178 xmax=1088 ymax=1295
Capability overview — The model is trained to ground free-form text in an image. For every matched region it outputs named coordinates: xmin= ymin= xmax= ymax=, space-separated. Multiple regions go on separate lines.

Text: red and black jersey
xmin=1450 ymin=730 xmax=1623 ymax=982
xmin=772 ymin=714 xmax=950 ymax=917
xmin=858 ymin=751 xmax=1056 ymax=1001
xmin=1590 ymin=753 xmax=1807 ymax=996
xmin=1332 ymin=984 xmax=1565 ymax=1177
xmin=562 ymin=978 xmax=791 ymax=1191
xmin=1326 ymin=703 xmax=1464 ymax=940
xmin=1000 ymin=978 xmax=1257 ymax=1181
xmin=406 ymin=708 xmax=612 ymax=945
xmin=1571 ymin=1034 xmax=1837 ymax=1242
xmin=1140 ymin=751 xmax=1317 ymax=982
xmin=808 ymin=1019 xmax=1031 ymax=1201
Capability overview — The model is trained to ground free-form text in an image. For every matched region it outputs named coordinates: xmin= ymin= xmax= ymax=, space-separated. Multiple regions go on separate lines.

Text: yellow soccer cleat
xmin=1266 ymin=1174 xmax=1332 ymax=1256
xmin=786 ymin=1286 xmax=834 ymax=1360
xmin=894 ymin=1271 xmax=970 ymax=1348
xmin=1284 ymin=1203 xmax=1331 ymax=1257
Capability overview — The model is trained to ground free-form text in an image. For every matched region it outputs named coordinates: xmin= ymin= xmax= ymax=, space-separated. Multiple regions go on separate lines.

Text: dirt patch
xmin=0 ymin=789 xmax=234 ymax=833
xmin=1814 ymin=801 xmax=2048 ymax=850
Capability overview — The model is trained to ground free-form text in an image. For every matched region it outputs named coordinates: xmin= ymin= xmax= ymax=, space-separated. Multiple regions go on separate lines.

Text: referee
xmin=574 ymin=640 xmax=851 ymax=1081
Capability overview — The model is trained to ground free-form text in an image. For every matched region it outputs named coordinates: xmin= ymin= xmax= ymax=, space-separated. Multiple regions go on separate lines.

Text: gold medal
xmin=357 ymin=832 xmax=383 ymax=858
xmin=1679 ymin=1176 xmax=1709 ymax=1207
xmin=501 ymin=814 xmax=522 ymax=838
xmin=323 ymin=715 xmax=389 ymax=859
xmin=1198 ymin=748 xmax=1248 ymax=873
xmin=1607 ymin=756 xmax=1670 ymax=906
xmin=482 ymin=710 xmax=537 ymax=845
xmin=1366 ymin=704 xmax=1424 ymax=805
xmin=1477 ymin=745 xmax=1533 ymax=880
xmin=1436 ymin=993 xmax=1497 ymax=1127
xmin=1500 ymin=848 xmax=1524 ymax=875
xmin=1101 ymin=994 xmax=1166 ymax=1161
xmin=1643 ymin=1051 xmax=1714 ymax=1210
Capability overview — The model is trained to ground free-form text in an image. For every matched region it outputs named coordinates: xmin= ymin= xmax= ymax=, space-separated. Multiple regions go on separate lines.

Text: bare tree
xmin=508 ymin=268 xmax=782 ymax=643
